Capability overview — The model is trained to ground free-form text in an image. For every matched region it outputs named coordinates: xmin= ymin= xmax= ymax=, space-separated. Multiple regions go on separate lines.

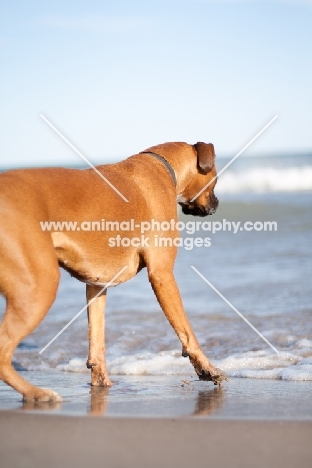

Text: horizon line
xmin=1 ymin=149 xmax=312 ymax=170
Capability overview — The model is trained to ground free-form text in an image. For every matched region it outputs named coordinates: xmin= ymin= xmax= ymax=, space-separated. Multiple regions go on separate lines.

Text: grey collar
xmin=140 ymin=151 xmax=177 ymax=187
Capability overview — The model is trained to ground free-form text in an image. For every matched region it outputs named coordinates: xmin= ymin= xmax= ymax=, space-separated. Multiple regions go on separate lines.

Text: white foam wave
xmin=217 ymin=351 xmax=312 ymax=380
xmin=56 ymin=346 xmax=312 ymax=381
xmin=297 ymin=339 xmax=312 ymax=348
xmin=56 ymin=358 xmax=89 ymax=373
xmin=56 ymin=351 xmax=193 ymax=375
xmin=216 ymin=166 xmax=312 ymax=193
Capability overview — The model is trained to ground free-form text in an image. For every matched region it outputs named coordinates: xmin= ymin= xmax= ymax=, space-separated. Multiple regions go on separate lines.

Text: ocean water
xmin=0 ymin=154 xmax=311 ymax=383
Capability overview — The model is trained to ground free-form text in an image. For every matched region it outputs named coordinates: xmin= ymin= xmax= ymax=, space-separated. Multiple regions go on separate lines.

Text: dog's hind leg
xmin=86 ymin=285 xmax=112 ymax=387
xmin=0 ymin=237 xmax=61 ymax=401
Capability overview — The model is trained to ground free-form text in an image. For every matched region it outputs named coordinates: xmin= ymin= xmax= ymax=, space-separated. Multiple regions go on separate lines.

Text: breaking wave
xmin=216 ymin=166 xmax=312 ymax=193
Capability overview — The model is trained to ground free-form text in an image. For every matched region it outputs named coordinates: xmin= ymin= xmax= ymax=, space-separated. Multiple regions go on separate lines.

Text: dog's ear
xmin=194 ymin=142 xmax=215 ymax=174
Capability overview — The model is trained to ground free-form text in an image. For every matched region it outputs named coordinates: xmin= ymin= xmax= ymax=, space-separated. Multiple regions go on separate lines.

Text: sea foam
xmin=56 ymin=347 xmax=312 ymax=381
xmin=216 ymin=166 xmax=312 ymax=193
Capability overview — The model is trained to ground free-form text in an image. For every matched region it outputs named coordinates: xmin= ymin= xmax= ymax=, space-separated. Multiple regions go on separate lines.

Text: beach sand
xmin=0 ymin=373 xmax=312 ymax=467
xmin=1 ymin=413 xmax=311 ymax=468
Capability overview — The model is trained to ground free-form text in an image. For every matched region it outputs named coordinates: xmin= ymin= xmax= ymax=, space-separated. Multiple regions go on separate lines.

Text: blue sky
xmin=0 ymin=0 xmax=311 ymax=167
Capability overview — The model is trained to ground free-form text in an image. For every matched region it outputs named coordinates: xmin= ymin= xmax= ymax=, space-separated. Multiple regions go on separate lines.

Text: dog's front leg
xmin=86 ymin=285 xmax=112 ymax=387
xmin=148 ymin=269 xmax=227 ymax=385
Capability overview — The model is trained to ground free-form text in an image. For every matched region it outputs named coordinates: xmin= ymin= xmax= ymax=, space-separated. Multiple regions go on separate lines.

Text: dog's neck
xmin=141 ymin=142 xmax=198 ymax=194
xmin=140 ymin=151 xmax=177 ymax=187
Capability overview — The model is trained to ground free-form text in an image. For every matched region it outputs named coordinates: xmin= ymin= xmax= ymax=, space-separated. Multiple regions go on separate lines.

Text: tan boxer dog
xmin=0 ymin=141 xmax=227 ymax=402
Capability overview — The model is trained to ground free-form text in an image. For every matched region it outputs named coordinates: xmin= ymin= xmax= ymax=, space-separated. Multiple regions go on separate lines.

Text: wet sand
xmin=0 ymin=373 xmax=312 ymax=467
xmin=1 ymin=372 xmax=312 ymax=418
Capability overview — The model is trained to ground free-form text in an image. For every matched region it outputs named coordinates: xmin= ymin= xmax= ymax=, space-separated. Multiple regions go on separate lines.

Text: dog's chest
xmin=52 ymin=231 xmax=144 ymax=287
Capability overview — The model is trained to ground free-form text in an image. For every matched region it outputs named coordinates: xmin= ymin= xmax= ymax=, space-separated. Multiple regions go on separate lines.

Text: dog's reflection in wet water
xmin=88 ymin=386 xmax=109 ymax=415
xmin=22 ymin=400 xmax=62 ymax=412
xmin=87 ymin=385 xmax=224 ymax=417
xmin=20 ymin=382 xmax=224 ymax=417
xmin=192 ymin=387 xmax=224 ymax=416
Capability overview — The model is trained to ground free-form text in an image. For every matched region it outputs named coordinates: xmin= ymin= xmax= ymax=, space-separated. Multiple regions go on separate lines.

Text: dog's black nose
xmin=205 ymin=196 xmax=219 ymax=215
xmin=207 ymin=207 xmax=216 ymax=215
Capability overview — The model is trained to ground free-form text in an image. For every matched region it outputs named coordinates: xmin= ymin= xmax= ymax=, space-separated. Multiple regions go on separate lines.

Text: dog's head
xmin=178 ymin=142 xmax=219 ymax=217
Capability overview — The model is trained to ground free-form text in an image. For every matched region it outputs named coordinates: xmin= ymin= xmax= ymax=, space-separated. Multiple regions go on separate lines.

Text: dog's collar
xmin=140 ymin=151 xmax=177 ymax=187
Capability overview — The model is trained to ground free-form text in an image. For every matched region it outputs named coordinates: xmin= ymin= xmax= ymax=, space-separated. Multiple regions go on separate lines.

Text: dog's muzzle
xmin=179 ymin=196 xmax=219 ymax=217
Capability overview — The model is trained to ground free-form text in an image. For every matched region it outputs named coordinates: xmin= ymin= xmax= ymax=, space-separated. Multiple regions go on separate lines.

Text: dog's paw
xmin=196 ymin=367 xmax=228 ymax=385
xmin=91 ymin=367 xmax=113 ymax=387
xmin=91 ymin=377 xmax=113 ymax=387
xmin=23 ymin=387 xmax=63 ymax=402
